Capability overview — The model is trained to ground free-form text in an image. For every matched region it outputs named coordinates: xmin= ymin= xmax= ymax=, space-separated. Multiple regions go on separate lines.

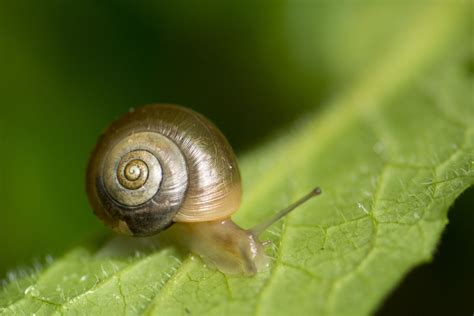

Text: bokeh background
xmin=0 ymin=2 xmax=472 ymax=314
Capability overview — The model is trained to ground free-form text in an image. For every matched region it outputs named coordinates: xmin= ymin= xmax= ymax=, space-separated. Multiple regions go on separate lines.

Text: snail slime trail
xmin=86 ymin=104 xmax=322 ymax=275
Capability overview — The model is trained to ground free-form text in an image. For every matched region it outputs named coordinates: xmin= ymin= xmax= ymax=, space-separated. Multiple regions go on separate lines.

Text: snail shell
xmin=86 ymin=104 xmax=241 ymax=236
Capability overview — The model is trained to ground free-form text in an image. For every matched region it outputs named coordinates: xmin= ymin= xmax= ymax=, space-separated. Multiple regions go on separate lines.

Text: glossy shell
xmin=86 ymin=104 xmax=242 ymax=236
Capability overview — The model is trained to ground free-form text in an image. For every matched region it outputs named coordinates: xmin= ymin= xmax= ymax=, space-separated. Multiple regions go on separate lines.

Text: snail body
xmin=87 ymin=104 xmax=320 ymax=275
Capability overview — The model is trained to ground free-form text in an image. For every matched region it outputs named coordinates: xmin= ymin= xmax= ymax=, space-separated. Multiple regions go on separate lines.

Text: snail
xmin=86 ymin=104 xmax=321 ymax=275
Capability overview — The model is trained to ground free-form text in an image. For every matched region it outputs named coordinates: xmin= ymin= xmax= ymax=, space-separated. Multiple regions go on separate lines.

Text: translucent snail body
xmin=86 ymin=104 xmax=321 ymax=275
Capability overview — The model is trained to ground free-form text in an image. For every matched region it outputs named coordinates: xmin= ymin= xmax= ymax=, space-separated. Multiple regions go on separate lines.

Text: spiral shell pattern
xmin=86 ymin=104 xmax=242 ymax=236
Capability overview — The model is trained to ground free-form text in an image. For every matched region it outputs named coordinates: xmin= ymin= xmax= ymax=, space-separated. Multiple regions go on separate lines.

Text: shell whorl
xmin=86 ymin=104 xmax=242 ymax=236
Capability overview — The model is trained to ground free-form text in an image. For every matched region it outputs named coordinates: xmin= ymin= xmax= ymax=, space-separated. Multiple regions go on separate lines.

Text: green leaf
xmin=1 ymin=3 xmax=472 ymax=316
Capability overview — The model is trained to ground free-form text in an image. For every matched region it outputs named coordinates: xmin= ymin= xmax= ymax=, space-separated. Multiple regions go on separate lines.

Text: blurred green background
xmin=0 ymin=1 xmax=472 ymax=314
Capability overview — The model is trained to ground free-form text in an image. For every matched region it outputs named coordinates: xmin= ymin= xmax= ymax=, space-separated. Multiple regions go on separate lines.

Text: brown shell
xmin=86 ymin=104 xmax=242 ymax=236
